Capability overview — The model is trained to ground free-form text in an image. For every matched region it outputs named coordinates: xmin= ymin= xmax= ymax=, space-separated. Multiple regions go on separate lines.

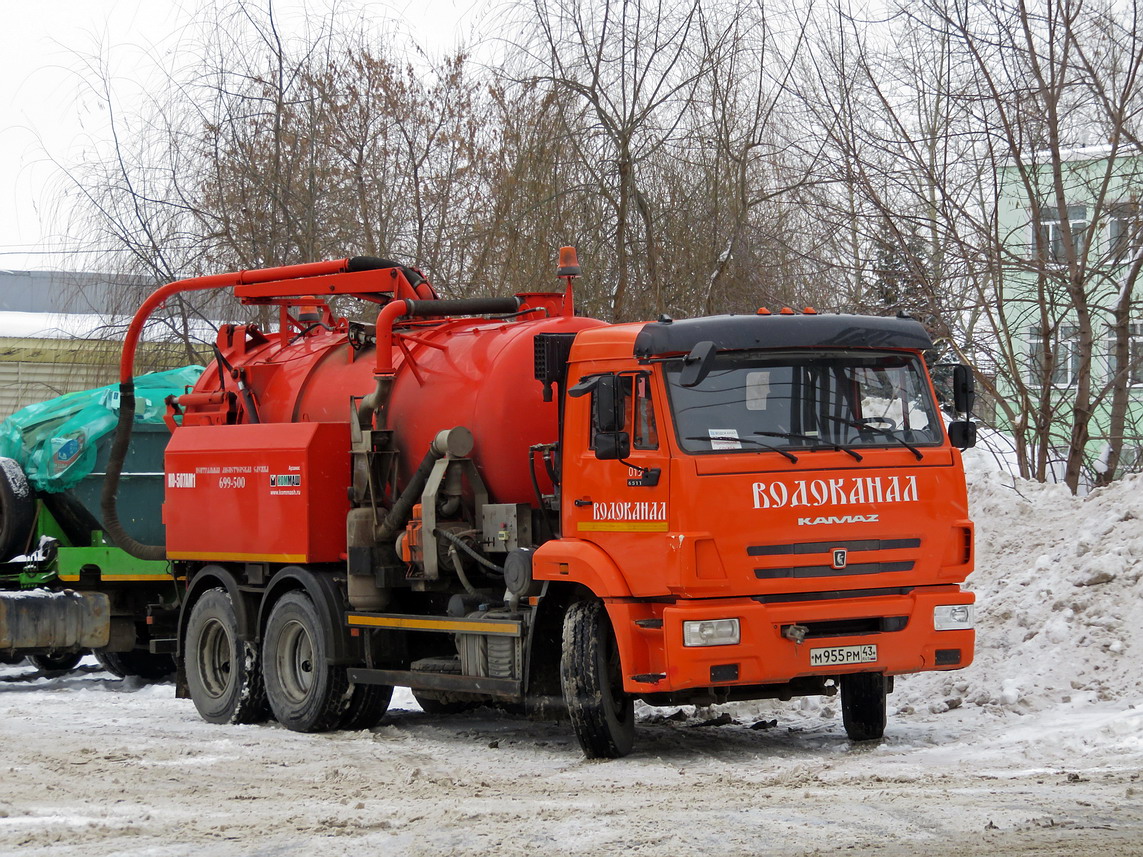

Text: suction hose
xmin=100 ymin=258 xmax=354 ymax=560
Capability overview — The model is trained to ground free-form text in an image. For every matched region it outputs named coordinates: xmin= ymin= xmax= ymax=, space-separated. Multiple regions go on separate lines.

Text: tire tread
xmin=263 ymin=591 xmax=348 ymax=733
xmin=561 ymin=600 xmax=635 ymax=759
xmin=840 ymin=672 xmax=887 ymax=741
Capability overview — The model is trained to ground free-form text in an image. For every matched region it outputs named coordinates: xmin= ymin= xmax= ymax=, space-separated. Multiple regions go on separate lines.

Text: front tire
xmin=840 ymin=672 xmax=887 ymax=741
xmin=263 ymin=591 xmax=348 ymax=732
xmin=185 ymin=588 xmax=265 ymax=723
xmin=561 ymin=600 xmax=635 ymax=759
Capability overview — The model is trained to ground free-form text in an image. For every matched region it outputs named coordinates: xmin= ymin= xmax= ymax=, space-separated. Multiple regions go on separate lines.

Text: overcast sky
xmin=0 ymin=1 xmax=479 ymax=273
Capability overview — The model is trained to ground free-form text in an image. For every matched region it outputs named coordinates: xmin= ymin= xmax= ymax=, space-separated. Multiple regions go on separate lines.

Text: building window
xmin=1108 ymin=203 xmax=1141 ymax=261
xmin=1106 ymin=323 xmax=1143 ymax=386
xmin=1028 ymin=326 xmax=1079 ymax=386
xmin=1037 ymin=205 xmax=1087 ymax=262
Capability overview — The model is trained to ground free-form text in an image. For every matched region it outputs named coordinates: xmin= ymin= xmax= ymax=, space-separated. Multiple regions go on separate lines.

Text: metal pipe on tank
xmin=376 ymin=428 xmax=474 ymax=543
xmin=356 ymin=297 xmax=521 ymax=430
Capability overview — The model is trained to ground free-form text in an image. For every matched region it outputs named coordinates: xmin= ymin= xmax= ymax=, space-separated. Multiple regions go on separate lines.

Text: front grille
xmin=749 ymin=537 xmax=920 ymax=580
xmin=748 ymin=538 xmax=921 ymax=556
xmin=754 ymin=586 xmax=914 ymax=604
xmin=755 ymin=560 xmax=914 ymax=579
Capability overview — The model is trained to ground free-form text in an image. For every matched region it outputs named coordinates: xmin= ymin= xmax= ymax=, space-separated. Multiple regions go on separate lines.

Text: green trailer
xmin=0 ymin=368 xmax=201 ymax=675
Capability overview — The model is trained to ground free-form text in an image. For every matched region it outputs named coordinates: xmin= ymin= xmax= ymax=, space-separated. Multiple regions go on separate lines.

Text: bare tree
xmin=793 ymin=0 xmax=1143 ymax=491
xmin=518 ymin=0 xmax=714 ymax=320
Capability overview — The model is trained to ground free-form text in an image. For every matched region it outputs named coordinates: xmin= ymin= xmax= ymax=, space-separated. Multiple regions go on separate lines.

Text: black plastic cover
xmin=347 ymin=255 xmax=428 ymax=289
xmin=633 ymin=313 xmax=933 ymax=358
xmin=534 ymin=332 xmax=578 ymax=387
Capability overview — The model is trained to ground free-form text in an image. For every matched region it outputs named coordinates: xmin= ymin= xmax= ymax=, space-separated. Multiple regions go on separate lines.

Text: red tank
xmin=182 ymin=298 xmax=604 ymax=504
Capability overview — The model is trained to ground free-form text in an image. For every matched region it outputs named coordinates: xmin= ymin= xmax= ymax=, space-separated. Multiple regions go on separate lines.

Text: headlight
xmin=682 ymin=618 xmax=740 ymax=647
xmin=933 ymin=604 xmax=974 ymax=631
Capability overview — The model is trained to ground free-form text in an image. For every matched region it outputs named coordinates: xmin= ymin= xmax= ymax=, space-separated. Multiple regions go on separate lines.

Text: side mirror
xmin=948 ymin=420 xmax=977 ymax=449
xmin=952 ymin=364 xmax=975 ymax=415
xmin=594 ymin=431 xmax=631 ymax=461
xmin=592 ymin=374 xmax=623 ymax=434
xmin=680 ymin=341 xmax=717 ymax=387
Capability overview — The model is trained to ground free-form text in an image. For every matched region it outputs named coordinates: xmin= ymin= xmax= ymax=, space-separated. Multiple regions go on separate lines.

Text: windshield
xmin=665 ymin=350 xmax=942 ymax=454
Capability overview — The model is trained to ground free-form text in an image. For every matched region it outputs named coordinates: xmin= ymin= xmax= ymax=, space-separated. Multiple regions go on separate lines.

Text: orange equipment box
xmin=163 ymin=422 xmax=350 ymax=564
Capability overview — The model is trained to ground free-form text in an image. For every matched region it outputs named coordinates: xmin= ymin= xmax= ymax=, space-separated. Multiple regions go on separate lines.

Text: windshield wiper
xmin=822 ymin=417 xmax=924 ymax=461
xmin=754 ymin=430 xmax=863 ymax=462
xmin=685 ymin=436 xmax=798 ymax=463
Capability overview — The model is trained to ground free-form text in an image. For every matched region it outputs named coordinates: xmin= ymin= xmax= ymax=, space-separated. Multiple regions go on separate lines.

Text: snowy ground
xmin=1 ymin=447 xmax=1142 ymax=856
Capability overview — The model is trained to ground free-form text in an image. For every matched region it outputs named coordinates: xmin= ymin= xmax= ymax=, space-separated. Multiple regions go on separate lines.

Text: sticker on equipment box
xmin=809 ymin=644 xmax=877 ymax=667
xmin=269 ymin=473 xmax=302 ymax=496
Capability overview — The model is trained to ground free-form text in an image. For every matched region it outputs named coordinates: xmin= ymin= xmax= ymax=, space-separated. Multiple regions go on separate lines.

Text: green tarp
xmin=0 ymin=366 xmax=204 ymax=493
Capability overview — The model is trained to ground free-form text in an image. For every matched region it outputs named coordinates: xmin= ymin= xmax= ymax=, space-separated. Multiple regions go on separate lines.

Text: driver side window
xmin=589 ymin=372 xmax=658 ymax=451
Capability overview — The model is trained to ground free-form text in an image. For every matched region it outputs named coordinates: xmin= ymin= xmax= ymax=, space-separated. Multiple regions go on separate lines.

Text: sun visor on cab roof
xmin=632 ymin=313 xmax=933 ymax=358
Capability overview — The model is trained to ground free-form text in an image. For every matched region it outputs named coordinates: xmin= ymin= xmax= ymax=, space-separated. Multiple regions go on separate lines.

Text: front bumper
xmin=610 ymin=585 xmax=974 ymax=695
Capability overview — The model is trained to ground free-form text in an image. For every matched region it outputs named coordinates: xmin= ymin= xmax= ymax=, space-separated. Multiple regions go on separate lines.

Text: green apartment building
xmin=994 ymin=146 xmax=1143 ymax=485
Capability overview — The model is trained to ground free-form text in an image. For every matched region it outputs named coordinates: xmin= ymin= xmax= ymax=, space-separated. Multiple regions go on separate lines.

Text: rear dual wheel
xmin=96 ymin=650 xmax=175 ymax=680
xmin=30 ymin=651 xmax=84 ymax=673
xmin=185 ymin=588 xmax=266 ymax=724
xmin=185 ymin=587 xmax=388 ymax=731
xmin=262 ymin=591 xmax=350 ymax=733
xmin=340 ymin=682 xmax=392 ymax=730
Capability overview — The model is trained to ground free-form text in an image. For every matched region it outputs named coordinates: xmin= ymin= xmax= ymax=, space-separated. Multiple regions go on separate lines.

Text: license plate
xmin=809 ymin=644 xmax=878 ymax=667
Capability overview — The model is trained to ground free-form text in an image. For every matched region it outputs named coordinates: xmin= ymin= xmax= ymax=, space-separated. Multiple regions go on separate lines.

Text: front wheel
xmin=184 ymin=588 xmax=265 ymax=723
xmin=561 ymin=600 xmax=635 ymax=759
xmin=840 ymin=672 xmax=887 ymax=741
xmin=263 ymin=591 xmax=348 ymax=732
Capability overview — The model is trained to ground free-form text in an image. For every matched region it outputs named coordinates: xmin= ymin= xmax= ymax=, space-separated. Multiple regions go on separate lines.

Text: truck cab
xmin=534 ymin=311 xmax=976 ymax=756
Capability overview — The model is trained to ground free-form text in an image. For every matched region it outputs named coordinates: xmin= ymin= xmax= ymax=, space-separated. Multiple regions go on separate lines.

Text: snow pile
xmin=903 ymin=449 xmax=1143 ymax=715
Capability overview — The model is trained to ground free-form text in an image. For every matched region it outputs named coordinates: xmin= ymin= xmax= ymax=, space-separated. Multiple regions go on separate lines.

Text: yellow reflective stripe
xmin=57 ymin=575 xmax=172 ymax=582
xmin=166 ymin=551 xmax=308 ymax=562
xmin=577 ymin=521 xmax=669 ymax=532
xmin=346 ymin=614 xmax=519 ymax=635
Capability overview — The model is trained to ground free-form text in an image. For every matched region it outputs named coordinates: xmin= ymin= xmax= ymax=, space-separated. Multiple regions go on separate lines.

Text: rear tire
xmin=561 ymin=600 xmax=635 ymax=759
xmin=100 ymin=651 xmax=175 ymax=680
xmin=185 ymin=588 xmax=265 ymax=723
xmin=30 ymin=651 xmax=83 ymax=673
xmin=840 ymin=672 xmax=887 ymax=741
xmin=94 ymin=651 xmax=126 ymax=677
xmin=0 ymin=458 xmax=35 ymax=561
xmin=263 ymin=591 xmax=348 ymax=732
xmin=338 ymin=682 xmax=392 ymax=730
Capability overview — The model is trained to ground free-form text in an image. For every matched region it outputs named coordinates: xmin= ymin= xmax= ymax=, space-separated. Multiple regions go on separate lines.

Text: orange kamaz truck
xmin=96 ymin=248 xmax=976 ymax=757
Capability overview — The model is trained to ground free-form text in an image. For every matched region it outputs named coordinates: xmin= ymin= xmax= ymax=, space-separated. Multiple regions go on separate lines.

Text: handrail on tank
xmin=117 ymin=258 xmax=353 ymax=386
